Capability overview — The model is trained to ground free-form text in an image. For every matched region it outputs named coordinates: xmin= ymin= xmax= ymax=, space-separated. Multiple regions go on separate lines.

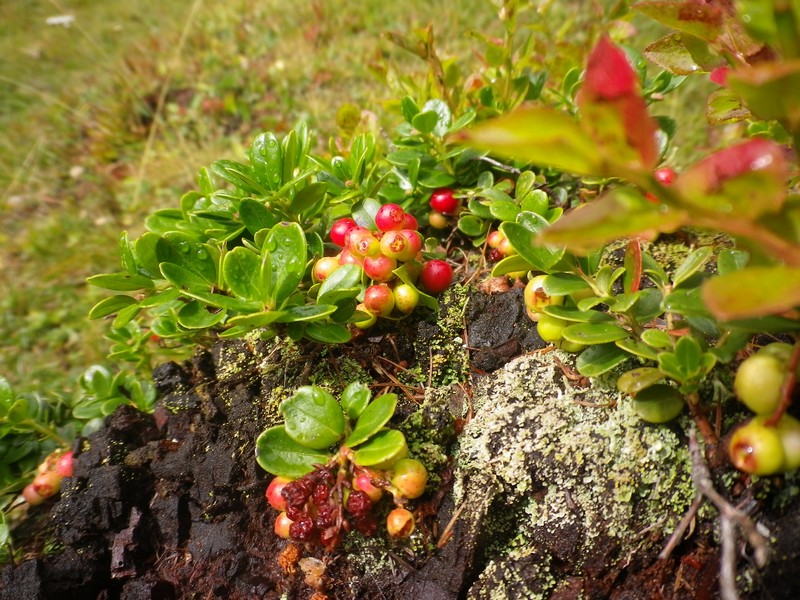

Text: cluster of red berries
xmin=485 ymin=230 xmax=516 ymax=263
xmin=313 ymin=203 xmax=454 ymax=327
xmin=266 ymin=458 xmax=427 ymax=549
xmin=22 ymin=450 xmax=73 ymax=506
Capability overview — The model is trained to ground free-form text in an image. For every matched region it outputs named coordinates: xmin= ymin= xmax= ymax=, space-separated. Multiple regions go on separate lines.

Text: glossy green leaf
xmin=542 ymin=273 xmax=591 ymax=296
xmin=255 ymin=425 xmax=331 ymax=478
xmin=248 ymin=133 xmax=283 ymax=192
xmin=630 ymin=288 xmax=664 ymax=321
xmin=456 ymin=107 xmax=601 ymax=175
xmin=273 ymin=304 xmax=337 ymax=323
xmin=563 ymin=323 xmax=630 ymax=345
xmin=180 ymin=288 xmax=262 ymax=313
xmin=264 ymin=222 xmax=307 ymax=308
xmin=729 ymin=61 xmax=800 ymax=125
xmin=133 ymin=232 xmax=162 ymax=278
xmin=541 ymin=305 xmax=615 ymax=323
xmin=489 ymin=198 xmax=520 ymax=222
xmin=88 ymin=295 xmax=138 ymax=320
xmin=351 ymin=197 xmax=381 ymax=230
xmin=657 ymin=336 xmax=716 ymax=387
xmin=457 ymin=214 xmax=489 ymax=237
xmin=400 ymin=96 xmax=420 ymax=123
xmin=633 ymin=2 xmax=723 ymax=42
xmin=119 ymin=231 xmax=137 ymax=275
xmin=341 ymin=381 xmax=371 ymax=421
xmin=176 ymin=301 xmax=226 ymax=329
xmin=223 ymin=246 xmax=267 ymax=303
xmin=419 ymin=171 xmax=457 ymax=189
xmin=468 ymin=197 xmax=494 ymax=220
xmin=317 ymin=264 xmax=363 ymax=306
xmin=280 ymin=386 xmax=345 ymax=450
xmin=501 ymin=219 xmax=564 ymax=272
xmin=0 ymin=377 xmax=14 ymax=409
xmin=239 ymin=199 xmax=279 ymax=235
xmin=576 ymin=343 xmax=630 ymax=377
xmin=226 ymin=310 xmax=287 ymax=329
xmin=702 ymin=266 xmax=800 ymax=320
xmin=353 ymin=429 xmax=408 ymax=467
xmin=158 ymin=233 xmax=218 ymax=284
xmin=304 ymin=322 xmax=352 ymax=344
xmin=490 ymin=254 xmax=534 ymax=277
xmin=643 ymin=32 xmax=716 ymax=75
xmin=112 ymin=303 xmax=142 ymax=329
xmin=616 ymin=367 xmax=665 ymax=394
xmin=717 ymin=249 xmax=749 ymax=276
xmin=86 ymin=273 xmax=154 ymax=291
xmin=160 ymin=262 xmax=212 ymax=290
xmin=145 ymin=209 xmax=184 ymax=235
xmin=672 ymin=247 xmax=713 ymax=288
xmin=345 ymin=393 xmax=398 ymax=448
xmin=520 ymin=189 xmax=549 ymax=215
xmin=421 ymin=99 xmax=452 ymax=137
xmin=212 ymin=159 xmax=268 ymax=195
xmin=289 ymin=182 xmax=328 ymax=216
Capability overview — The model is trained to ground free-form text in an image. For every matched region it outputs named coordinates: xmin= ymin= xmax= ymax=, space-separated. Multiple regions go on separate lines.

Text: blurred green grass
xmin=0 ymin=0 xmax=499 ymax=397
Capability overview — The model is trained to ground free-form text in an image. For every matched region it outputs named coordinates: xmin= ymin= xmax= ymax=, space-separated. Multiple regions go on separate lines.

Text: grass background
xmin=0 ymin=0 xmax=711 ymax=400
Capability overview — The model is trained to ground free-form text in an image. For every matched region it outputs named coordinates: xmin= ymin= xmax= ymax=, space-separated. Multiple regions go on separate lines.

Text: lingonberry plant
xmin=255 ymin=383 xmax=429 ymax=548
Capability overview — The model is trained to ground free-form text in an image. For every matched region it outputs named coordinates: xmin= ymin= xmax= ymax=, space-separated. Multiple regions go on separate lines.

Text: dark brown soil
xmin=2 ymin=288 xmax=800 ymax=600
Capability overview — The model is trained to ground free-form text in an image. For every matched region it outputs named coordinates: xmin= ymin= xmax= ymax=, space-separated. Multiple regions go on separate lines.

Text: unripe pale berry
xmin=364 ymin=284 xmax=395 ymax=317
xmin=55 ymin=451 xmax=74 ymax=478
xmin=390 ymin=458 xmax=427 ymax=499
xmin=729 ymin=416 xmax=785 ymax=475
xmin=393 ymin=284 xmax=420 ymax=314
xmin=524 ymin=275 xmax=564 ymax=320
xmin=32 ymin=470 xmax=62 ymax=499
xmin=428 ymin=211 xmax=449 ymax=229
xmin=536 ymin=314 xmax=567 ymax=343
xmin=363 ymin=254 xmax=397 ymax=282
xmin=312 ymin=256 xmax=340 ymax=283
xmin=22 ymin=483 xmax=45 ymax=506
xmin=274 ymin=512 xmax=294 ymax=539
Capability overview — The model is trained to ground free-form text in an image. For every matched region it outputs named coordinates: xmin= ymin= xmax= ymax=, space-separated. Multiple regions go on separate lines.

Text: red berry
xmin=398 ymin=229 xmax=422 ymax=261
xmin=32 ymin=470 xmax=62 ymax=499
xmin=364 ymin=284 xmax=395 ymax=317
xmin=654 ymin=167 xmax=676 ymax=185
xmin=55 ymin=451 xmax=74 ymax=478
xmin=401 ymin=212 xmax=418 ymax=230
xmin=346 ymin=227 xmax=380 ymax=258
xmin=352 ymin=469 xmax=383 ymax=503
xmin=22 ymin=483 xmax=45 ymax=506
xmin=429 ymin=188 xmax=458 ymax=215
xmin=266 ymin=476 xmax=292 ymax=511
xmin=375 ymin=204 xmax=406 ymax=232
xmin=338 ymin=249 xmax=362 ymax=266
xmin=420 ymin=260 xmax=453 ymax=294
xmin=330 ymin=217 xmax=357 ymax=247
xmin=379 ymin=230 xmax=412 ymax=262
xmin=363 ymin=254 xmax=397 ymax=282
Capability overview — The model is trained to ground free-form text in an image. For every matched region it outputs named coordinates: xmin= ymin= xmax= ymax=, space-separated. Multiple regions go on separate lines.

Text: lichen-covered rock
xmin=451 ymin=351 xmax=695 ymax=599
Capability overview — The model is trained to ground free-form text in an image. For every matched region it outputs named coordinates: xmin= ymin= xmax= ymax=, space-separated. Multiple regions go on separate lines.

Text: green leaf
xmin=729 ymin=61 xmax=800 ymax=126
xmin=539 ymin=187 xmax=686 ymax=255
xmin=702 ymin=266 xmax=800 ymax=320
xmin=264 ymin=222 xmax=307 ymax=308
xmin=717 ymin=249 xmax=749 ymax=276
xmin=119 ymin=231 xmax=137 ymax=275
xmin=662 ymin=288 xmax=711 ymax=317
xmin=456 ymin=107 xmax=601 ymax=176
xmin=641 ymin=329 xmax=673 ymax=349
xmin=706 ymin=88 xmax=750 ymax=125
xmin=239 ymin=199 xmax=279 ymax=235
xmin=158 ymin=233 xmax=218 ymax=284
xmin=255 ymin=425 xmax=331 ymax=478
xmin=289 ymin=182 xmax=328 ymax=216
xmin=223 ymin=246 xmax=267 ymax=303
xmin=501 ymin=218 xmax=564 ymax=272
xmin=133 ymin=232 xmax=162 ymax=278
xmin=273 ymin=304 xmax=337 ymax=323
xmin=616 ymin=367 xmax=665 ymax=395
xmin=672 ymin=247 xmax=713 ymax=287
xmin=576 ymin=343 xmax=630 ymax=377
xmin=657 ymin=336 xmax=715 ymax=387
xmin=351 ymin=197 xmax=381 ymax=229
xmin=489 ymin=198 xmax=520 ymax=222
xmin=88 ymin=295 xmax=137 ymax=320
xmin=400 ymin=96 xmax=420 ymax=123
xmin=490 ymin=254 xmax=534 ymax=277
xmin=345 ymin=393 xmax=398 ymax=448
xmin=317 ymin=264 xmax=363 ymax=306
xmin=280 ymin=386 xmax=345 ymax=450
xmin=633 ymin=1 xmax=723 ymax=42
xmin=353 ymin=429 xmax=408 ymax=468
xmin=520 ymin=189 xmax=549 ymax=215
xmin=304 ymin=322 xmax=352 ymax=344
xmin=160 ymin=262 xmax=212 ymax=289
xmin=542 ymin=305 xmax=615 ymax=323
xmin=211 ymin=159 xmax=269 ymax=195
xmin=0 ymin=377 xmax=14 ymax=409
xmin=226 ymin=310 xmax=287 ymax=329
xmin=86 ymin=273 xmax=154 ymax=291
xmin=563 ymin=323 xmax=630 ymax=345
xmin=615 ymin=338 xmax=660 ymax=361
xmin=181 ymin=288 xmax=262 ymax=312
xmin=457 ymin=215 xmax=489 ymax=237
xmin=112 ymin=303 xmax=142 ymax=329
xmin=412 ymin=110 xmax=440 ymax=134
xmin=419 ymin=171 xmax=456 ymax=189
xmin=248 ymin=133 xmax=283 ymax=191
xmin=421 ymin=99 xmax=452 ymax=137
xmin=542 ymin=273 xmax=591 ymax=296
xmin=145 ymin=209 xmax=184 ymax=235
xmin=342 ymin=381 xmax=371 ymax=421
xmin=176 ymin=301 xmax=226 ymax=329
xmin=643 ymin=32 xmax=716 ymax=75
xmin=467 ymin=197 xmax=494 ymax=220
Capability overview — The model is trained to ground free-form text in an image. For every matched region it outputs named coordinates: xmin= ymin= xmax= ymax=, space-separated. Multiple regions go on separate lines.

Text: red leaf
xmin=577 ymin=36 xmax=659 ymax=170
xmin=678 ymin=138 xmax=789 ymax=193
xmin=581 ymin=35 xmax=638 ymax=100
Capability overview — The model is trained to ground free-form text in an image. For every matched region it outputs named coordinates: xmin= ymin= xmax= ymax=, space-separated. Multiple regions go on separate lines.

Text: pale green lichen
xmin=455 ymin=350 xmax=696 ymax=597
